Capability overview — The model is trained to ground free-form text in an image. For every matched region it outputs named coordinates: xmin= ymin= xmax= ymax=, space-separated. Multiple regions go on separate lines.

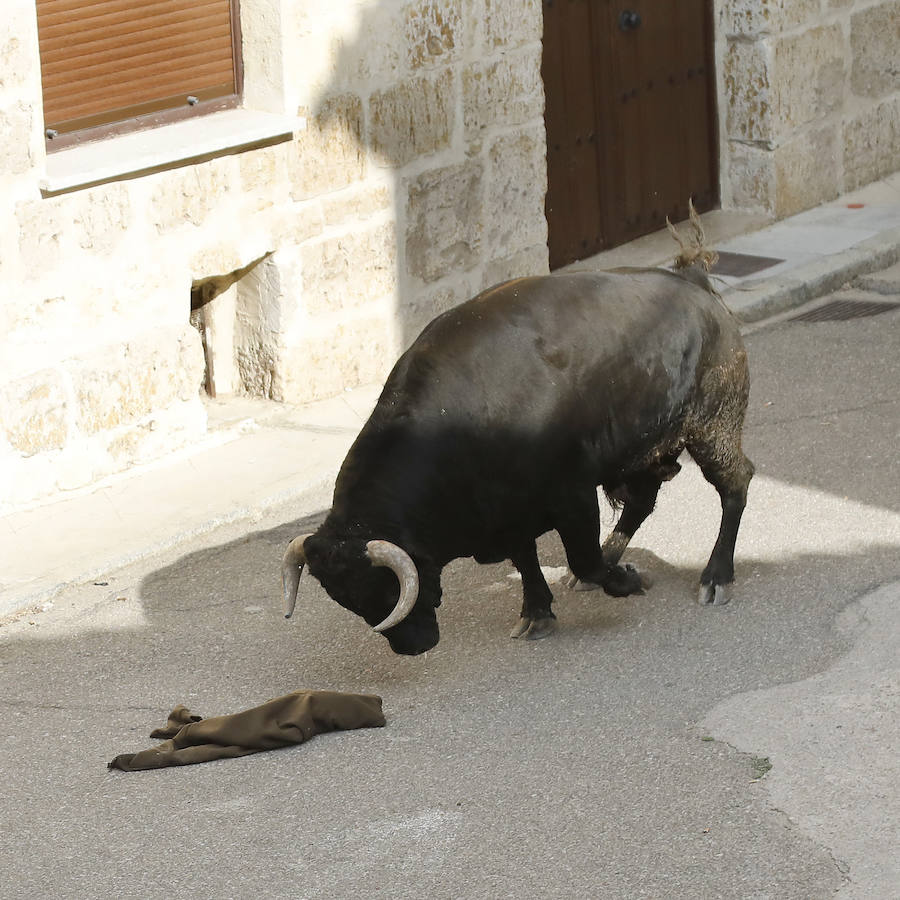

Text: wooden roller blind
xmin=36 ymin=0 xmax=241 ymax=143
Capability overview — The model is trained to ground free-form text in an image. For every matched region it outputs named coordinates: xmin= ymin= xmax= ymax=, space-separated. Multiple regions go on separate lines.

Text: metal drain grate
xmin=790 ymin=298 xmax=900 ymax=322
xmin=710 ymin=251 xmax=784 ymax=278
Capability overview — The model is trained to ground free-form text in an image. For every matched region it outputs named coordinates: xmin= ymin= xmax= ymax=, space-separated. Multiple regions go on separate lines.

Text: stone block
xmin=72 ymin=354 xmax=156 ymax=435
xmin=0 ymin=103 xmax=33 ymax=175
xmin=234 ymin=256 xmax=285 ymax=400
xmin=405 ymin=0 xmax=464 ymax=69
xmin=482 ymin=244 xmax=550 ymax=289
xmin=284 ymin=314 xmax=395 ymax=400
xmin=176 ymin=325 xmax=206 ymax=402
xmin=851 ymin=2 xmax=900 ymax=100
xmin=72 ymin=327 xmax=203 ymax=435
xmin=722 ymin=39 xmax=774 ymax=143
xmin=485 ymin=127 xmax=548 ymax=255
xmin=463 ymin=47 xmax=544 ymax=139
xmin=149 ymin=160 xmax=235 ymax=234
xmin=0 ymin=369 xmax=68 ymax=456
xmin=236 ymin=338 xmax=281 ymax=400
xmin=291 ymin=93 xmax=366 ymax=199
xmin=301 ymin=222 xmax=398 ymax=315
xmin=475 ymin=0 xmax=543 ymax=51
xmin=72 ymin=183 xmax=132 ymax=254
xmin=267 ymin=202 xmax=325 ymax=250
xmin=370 ymin=69 xmax=454 ymax=167
xmin=843 ymin=96 xmax=900 ymax=191
xmin=0 ymin=33 xmax=32 ymax=91
xmin=325 ymin=3 xmax=404 ymax=90
xmin=725 ymin=142 xmax=776 ymax=213
xmin=191 ymin=244 xmax=256 ymax=283
xmin=774 ymin=125 xmax=841 ymax=218
xmin=239 ymin=143 xmax=291 ymax=205
xmin=16 ymin=197 xmax=65 ymax=275
xmin=774 ymin=25 xmax=845 ymax=132
xmin=406 ymin=161 xmax=484 ymax=283
xmin=320 ymin=182 xmax=392 ymax=226
xmin=720 ymin=0 xmax=820 ymax=36
xmin=3 ymin=291 xmax=68 ymax=349
xmin=397 ymin=278 xmax=474 ymax=349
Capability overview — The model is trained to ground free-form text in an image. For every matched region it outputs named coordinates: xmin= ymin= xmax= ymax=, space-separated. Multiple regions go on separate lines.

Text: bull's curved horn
xmin=281 ymin=534 xmax=312 ymax=619
xmin=366 ymin=540 xmax=420 ymax=633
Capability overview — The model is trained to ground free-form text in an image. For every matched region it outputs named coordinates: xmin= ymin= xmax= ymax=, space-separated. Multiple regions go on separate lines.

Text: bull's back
xmin=388 ymin=269 xmax=734 ymax=433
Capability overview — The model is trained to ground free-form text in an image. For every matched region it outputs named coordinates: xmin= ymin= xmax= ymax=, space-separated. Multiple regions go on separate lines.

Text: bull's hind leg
xmin=688 ymin=436 xmax=754 ymax=606
xmin=567 ymin=469 xmax=668 ymax=591
xmin=509 ymin=542 xmax=557 ymax=640
xmin=604 ymin=464 xmax=681 ymax=566
xmin=556 ymin=487 xmax=644 ymax=597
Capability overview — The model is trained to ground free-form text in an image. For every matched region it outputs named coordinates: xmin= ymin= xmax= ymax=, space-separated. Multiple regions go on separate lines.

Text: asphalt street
xmin=1 ymin=281 xmax=898 ymax=898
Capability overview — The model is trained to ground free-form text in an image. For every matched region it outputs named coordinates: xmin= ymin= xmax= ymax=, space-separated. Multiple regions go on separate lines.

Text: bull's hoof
xmin=626 ymin=563 xmax=654 ymax=591
xmin=698 ymin=583 xmax=730 ymax=606
xmin=564 ymin=571 xmax=583 ymax=590
xmin=566 ymin=565 xmax=652 ymax=593
xmin=510 ymin=616 xmax=558 ymax=641
xmin=572 ymin=578 xmax=601 ymax=592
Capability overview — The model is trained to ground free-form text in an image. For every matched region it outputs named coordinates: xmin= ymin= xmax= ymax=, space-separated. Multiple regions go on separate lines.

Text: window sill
xmin=40 ymin=109 xmax=303 ymax=195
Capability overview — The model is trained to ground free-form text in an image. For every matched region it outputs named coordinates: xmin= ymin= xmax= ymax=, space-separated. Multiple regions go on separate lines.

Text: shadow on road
xmin=742 ymin=312 xmax=900 ymax=513
xmin=6 ymin=527 xmax=894 ymax=708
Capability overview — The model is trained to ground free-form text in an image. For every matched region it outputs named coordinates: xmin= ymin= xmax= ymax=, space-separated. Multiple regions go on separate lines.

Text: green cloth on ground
xmin=108 ymin=690 xmax=385 ymax=771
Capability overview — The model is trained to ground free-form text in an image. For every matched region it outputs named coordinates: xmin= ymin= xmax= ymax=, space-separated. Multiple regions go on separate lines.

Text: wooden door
xmin=542 ymin=0 xmax=719 ymax=269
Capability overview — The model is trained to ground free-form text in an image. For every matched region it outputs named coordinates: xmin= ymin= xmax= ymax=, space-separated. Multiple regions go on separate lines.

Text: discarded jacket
xmin=108 ymin=689 xmax=385 ymax=771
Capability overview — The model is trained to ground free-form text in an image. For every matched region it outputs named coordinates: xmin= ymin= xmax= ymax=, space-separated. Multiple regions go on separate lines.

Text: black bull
xmin=282 ymin=268 xmax=754 ymax=655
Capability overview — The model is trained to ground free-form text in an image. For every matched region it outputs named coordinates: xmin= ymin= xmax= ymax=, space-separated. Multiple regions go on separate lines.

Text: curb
xmin=727 ymin=224 xmax=900 ymax=323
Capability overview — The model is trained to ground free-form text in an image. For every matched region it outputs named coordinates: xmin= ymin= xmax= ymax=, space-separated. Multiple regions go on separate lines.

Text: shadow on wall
xmin=299 ymin=0 xmax=549 ymax=360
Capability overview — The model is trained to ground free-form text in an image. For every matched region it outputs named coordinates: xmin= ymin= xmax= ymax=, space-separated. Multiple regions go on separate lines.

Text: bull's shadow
xmin=127 ymin=514 xmax=900 ymax=701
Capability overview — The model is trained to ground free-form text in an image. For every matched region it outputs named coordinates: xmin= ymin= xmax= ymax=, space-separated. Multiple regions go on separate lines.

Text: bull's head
xmin=281 ymin=533 xmax=439 ymax=655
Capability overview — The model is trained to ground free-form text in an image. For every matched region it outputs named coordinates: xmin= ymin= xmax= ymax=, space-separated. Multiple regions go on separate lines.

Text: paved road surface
xmin=1 ymin=285 xmax=898 ymax=899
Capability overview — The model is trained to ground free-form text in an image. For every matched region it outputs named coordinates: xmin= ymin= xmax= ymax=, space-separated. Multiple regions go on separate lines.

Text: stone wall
xmin=717 ymin=0 xmax=900 ymax=216
xmin=3 ymin=0 xmax=898 ymax=512
xmin=0 ymin=0 xmax=548 ymax=511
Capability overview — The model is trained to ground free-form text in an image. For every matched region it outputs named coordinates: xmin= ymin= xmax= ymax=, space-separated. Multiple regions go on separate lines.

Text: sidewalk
xmin=3 ymin=173 xmax=900 ymax=619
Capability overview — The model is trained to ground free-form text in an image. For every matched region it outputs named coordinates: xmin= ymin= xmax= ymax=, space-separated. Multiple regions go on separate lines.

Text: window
xmin=36 ymin=0 xmax=242 ymax=150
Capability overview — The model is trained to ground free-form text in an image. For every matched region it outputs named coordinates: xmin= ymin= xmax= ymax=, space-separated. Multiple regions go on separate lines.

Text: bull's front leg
xmin=509 ymin=542 xmax=557 ymax=641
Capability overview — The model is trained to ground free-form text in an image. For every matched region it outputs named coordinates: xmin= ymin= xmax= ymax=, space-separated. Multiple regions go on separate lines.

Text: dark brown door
xmin=542 ymin=0 xmax=719 ymax=269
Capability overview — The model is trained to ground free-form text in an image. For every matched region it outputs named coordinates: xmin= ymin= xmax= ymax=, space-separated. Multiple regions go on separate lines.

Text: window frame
xmin=36 ymin=0 xmax=244 ymax=152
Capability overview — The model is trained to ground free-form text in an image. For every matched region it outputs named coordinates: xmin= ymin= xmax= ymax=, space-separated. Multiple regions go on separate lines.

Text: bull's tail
xmin=666 ymin=199 xmax=735 ymax=309
xmin=666 ymin=199 xmax=718 ymax=274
